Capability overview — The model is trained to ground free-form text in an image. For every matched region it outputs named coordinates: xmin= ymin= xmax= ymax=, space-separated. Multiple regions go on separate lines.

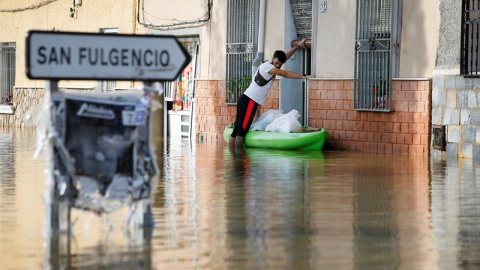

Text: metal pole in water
xmin=43 ymin=79 xmax=71 ymax=268
xmin=44 ymin=79 xmax=71 ymax=234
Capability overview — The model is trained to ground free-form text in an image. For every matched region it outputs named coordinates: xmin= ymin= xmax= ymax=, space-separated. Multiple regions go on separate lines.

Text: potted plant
xmin=227 ymin=75 xmax=251 ymax=103
xmin=4 ymin=94 xmax=13 ymax=106
xmin=372 ymin=79 xmax=389 ymax=108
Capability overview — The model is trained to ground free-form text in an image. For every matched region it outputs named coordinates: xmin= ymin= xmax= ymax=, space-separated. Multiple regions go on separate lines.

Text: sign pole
xmin=44 ymin=80 xmax=71 ymax=268
xmin=44 ymin=79 xmax=71 ymax=233
xmin=44 ymin=80 xmax=58 ymax=232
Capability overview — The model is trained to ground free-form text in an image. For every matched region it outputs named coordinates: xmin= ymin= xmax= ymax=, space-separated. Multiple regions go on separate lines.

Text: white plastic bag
xmin=250 ymin=109 xmax=284 ymax=131
xmin=265 ymin=109 xmax=302 ymax=133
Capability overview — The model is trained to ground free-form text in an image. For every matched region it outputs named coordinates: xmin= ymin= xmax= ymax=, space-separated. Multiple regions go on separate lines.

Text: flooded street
xmin=1 ymin=128 xmax=480 ymax=269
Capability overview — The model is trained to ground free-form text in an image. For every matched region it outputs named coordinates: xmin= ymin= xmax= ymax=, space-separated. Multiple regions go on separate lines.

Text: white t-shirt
xmin=244 ymin=61 xmax=275 ymax=105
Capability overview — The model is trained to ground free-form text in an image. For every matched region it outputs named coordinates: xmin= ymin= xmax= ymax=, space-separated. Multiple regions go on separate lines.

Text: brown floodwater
xmin=0 ymin=128 xmax=479 ymax=269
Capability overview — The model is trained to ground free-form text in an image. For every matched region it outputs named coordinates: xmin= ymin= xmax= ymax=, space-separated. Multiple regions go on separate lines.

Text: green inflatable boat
xmin=223 ymin=124 xmax=329 ymax=151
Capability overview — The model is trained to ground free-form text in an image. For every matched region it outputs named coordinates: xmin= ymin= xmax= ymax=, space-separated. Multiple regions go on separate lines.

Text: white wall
xmin=315 ymin=0 xmax=356 ymax=77
xmin=399 ymin=0 xmax=440 ymax=78
xmin=313 ymin=0 xmax=439 ymax=78
xmin=264 ymin=1 xmax=286 ymax=61
xmin=0 ymin=0 xmax=137 ymax=88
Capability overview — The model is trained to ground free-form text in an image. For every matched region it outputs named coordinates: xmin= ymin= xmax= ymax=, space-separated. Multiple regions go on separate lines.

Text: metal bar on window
xmin=0 ymin=43 xmax=16 ymax=105
xmin=354 ymin=0 xmax=393 ymax=111
xmin=226 ymin=0 xmax=255 ymax=104
xmin=461 ymin=0 xmax=468 ymax=74
xmin=471 ymin=1 xmax=475 ymax=74
xmin=360 ymin=0 xmax=365 ymax=39
xmin=461 ymin=0 xmax=480 ymax=75
xmin=476 ymin=1 xmax=480 ymax=74
xmin=374 ymin=46 xmax=379 ymax=109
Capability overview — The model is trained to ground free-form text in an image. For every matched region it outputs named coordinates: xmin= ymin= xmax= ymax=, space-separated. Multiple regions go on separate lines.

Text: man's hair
xmin=273 ymin=50 xmax=287 ymax=63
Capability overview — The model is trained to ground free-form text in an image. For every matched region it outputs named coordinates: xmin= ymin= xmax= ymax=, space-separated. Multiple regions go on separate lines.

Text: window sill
xmin=0 ymin=105 xmax=15 ymax=115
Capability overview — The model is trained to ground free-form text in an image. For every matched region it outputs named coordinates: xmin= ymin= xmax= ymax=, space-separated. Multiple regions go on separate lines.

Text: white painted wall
xmin=264 ymin=1 xmax=286 ymax=62
xmin=315 ymin=0 xmax=356 ymax=77
xmin=0 ymin=0 xmax=138 ymax=88
xmin=313 ymin=0 xmax=439 ymax=78
xmin=0 ymin=0 xmax=442 ymax=86
xmin=399 ymin=0 xmax=440 ymax=78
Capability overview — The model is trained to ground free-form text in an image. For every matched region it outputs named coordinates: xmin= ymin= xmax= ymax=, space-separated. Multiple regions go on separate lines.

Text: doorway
xmin=163 ymin=37 xmax=200 ymax=139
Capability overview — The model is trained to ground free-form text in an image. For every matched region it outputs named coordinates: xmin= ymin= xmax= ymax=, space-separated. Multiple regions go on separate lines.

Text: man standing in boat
xmin=229 ymin=38 xmax=313 ymax=150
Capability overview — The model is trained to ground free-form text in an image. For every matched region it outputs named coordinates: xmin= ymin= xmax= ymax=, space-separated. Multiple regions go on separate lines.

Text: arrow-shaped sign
xmin=26 ymin=31 xmax=191 ymax=81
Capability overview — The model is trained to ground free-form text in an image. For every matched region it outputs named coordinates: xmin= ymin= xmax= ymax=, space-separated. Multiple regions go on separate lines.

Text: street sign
xmin=26 ymin=31 xmax=191 ymax=81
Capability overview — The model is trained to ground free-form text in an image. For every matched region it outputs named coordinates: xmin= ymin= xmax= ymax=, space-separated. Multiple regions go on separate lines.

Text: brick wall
xmin=4 ymin=79 xmax=433 ymax=155
xmin=13 ymin=87 xmax=45 ymax=128
xmin=191 ymin=79 xmax=432 ymax=155
xmin=0 ymin=112 xmax=13 ymax=127
xmin=0 ymin=87 xmax=44 ymax=128
xmin=195 ymin=80 xmax=280 ymax=142
xmin=308 ymin=79 xmax=431 ymax=155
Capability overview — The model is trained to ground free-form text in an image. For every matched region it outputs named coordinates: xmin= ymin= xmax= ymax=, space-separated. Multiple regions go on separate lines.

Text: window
xmin=0 ymin=43 xmax=15 ymax=105
xmin=461 ymin=0 xmax=480 ymax=76
xmin=226 ymin=0 xmax=256 ymax=104
xmin=354 ymin=0 xmax=394 ymax=111
xmin=99 ymin=28 xmax=118 ymax=91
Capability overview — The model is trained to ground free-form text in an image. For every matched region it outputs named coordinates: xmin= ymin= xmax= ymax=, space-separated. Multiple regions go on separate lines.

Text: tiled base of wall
xmin=0 ymin=114 xmax=13 ymax=127
xmin=0 ymin=87 xmax=44 ymax=128
xmin=194 ymin=79 xmax=432 ymax=155
xmin=432 ymin=75 xmax=480 ymax=159
xmin=308 ymin=79 xmax=431 ymax=155
xmin=10 ymin=79 xmax=432 ymax=155
xmin=13 ymin=87 xmax=45 ymax=127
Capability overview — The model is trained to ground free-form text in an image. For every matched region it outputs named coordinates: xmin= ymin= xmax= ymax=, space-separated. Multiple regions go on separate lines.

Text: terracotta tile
xmin=409 ymin=81 xmax=418 ymax=91
xmin=413 ymin=134 xmax=421 ymax=145
xmin=380 ymin=133 xmax=389 ymax=143
xmin=421 ymin=135 xmax=430 ymax=145
xmin=418 ymin=81 xmax=426 ymax=91
xmin=404 ymin=134 xmax=413 ymax=144
xmin=378 ymin=143 xmax=386 ymax=154
xmin=390 ymin=134 xmax=397 ymax=143
xmin=393 ymin=81 xmax=402 ymax=91
xmin=393 ymin=144 xmax=402 ymax=154
xmin=385 ymin=143 xmax=393 ymax=154
xmin=324 ymin=80 xmax=334 ymax=90
xmin=317 ymin=80 xmax=325 ymax=90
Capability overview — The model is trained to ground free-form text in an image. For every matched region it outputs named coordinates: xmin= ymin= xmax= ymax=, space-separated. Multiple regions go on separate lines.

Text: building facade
xmin=166 ymin=0 xmax=438 ymax=155
xmin=0 ymin=0 xmax=141 ymax=126
xmin=3 ymin=0 xmax=475 ymax=159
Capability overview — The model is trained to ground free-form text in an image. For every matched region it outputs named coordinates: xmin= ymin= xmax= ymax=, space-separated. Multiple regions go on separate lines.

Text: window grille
xmin=354 ymin=0 xmax=393 ymax=111
xmin=461 ymin=0 xmax=480 ymax=76
xmin=0 ymin=43 xmax=15 ymax=105
xmin=226 ymin=0 xmax=256 ymax=104
xmin=100 ymin=28 xmax=117 ymax=91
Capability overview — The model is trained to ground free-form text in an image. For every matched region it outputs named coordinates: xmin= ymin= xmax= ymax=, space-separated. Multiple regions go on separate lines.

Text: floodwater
xmin=1 ymin=128 xmax=480 ymax=270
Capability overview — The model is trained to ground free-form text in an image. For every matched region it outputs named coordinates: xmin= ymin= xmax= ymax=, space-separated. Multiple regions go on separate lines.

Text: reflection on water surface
xmin=0 ymin=129 xmax=479 ymax=269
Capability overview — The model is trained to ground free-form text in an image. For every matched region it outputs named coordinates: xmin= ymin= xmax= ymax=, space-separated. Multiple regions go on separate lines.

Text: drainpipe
xmin=252 ymin=0 xmax=266 ymax=76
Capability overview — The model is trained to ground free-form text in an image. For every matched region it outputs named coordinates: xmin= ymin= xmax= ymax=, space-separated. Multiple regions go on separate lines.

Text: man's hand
xmin=297 ymin=38 xmax=307 ymax=49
